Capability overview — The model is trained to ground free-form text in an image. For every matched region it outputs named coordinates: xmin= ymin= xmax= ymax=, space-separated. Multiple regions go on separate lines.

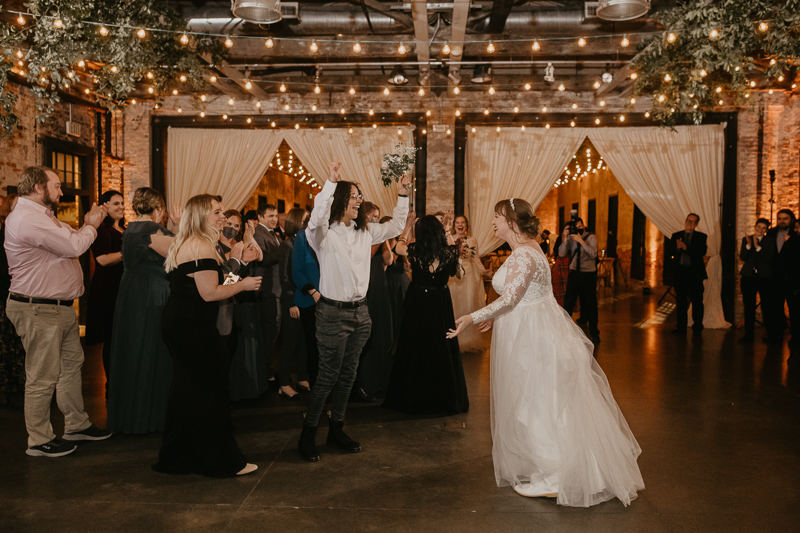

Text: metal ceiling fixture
xmin=596 ymin=0 xmax=650 ymax=21
xmin=471 ymin=64 xmax=492 ymax=83
xmin=388 ymin=65 xmax=409 ymax=85
xmin=601 ymin=71 xmax=613 ymax=83
xmin=544 ymin=63 xmax=555 ymax=83
xmin=231 ymin=0 xmax=283 ymax=24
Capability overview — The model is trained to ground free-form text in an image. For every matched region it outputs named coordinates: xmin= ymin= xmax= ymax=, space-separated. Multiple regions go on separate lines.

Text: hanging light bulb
xmin=619 ymin=115 xmax=625 ymax=122
xmin=348 ymin=128 xmax=353 ymax=134
xmin=759 ymin=22 xmax=768 ymax=32
xmin=172 ymin=89 xmax=178 ymax=95
xmin=225 ymin=36 xmax=234 ymax=48
xmin=148 ymin=87 xmax=154 ymax=94
xmin=369 ymin=109 xmax=375 ymax=115
xmin=349 ymin=87 xmax=355 ymax=95
xmin=532 ymin=40 xmax=540 ymax=51
xmin=778 ymin=75 xmax=784 ymax=82
xmin=700 ymin=69 xmax=707 ymax=77
xmin=53 ymin=19 xmax=64 ymax=29
xmin=177 ymin=108 xmax=182 ymax=113
xmin=769 ymin=89 xmax=774 ymax=94
xmin=484 ymin=109 xmax=489 ymax=115
xmin=570 ymin=121 xmax=575 ymax=127
xmin=453 ymin=86 xmax=460 ymax=94
xmin=496 ymin=126 xmax=501 ymax=132
xmin=558 ymin=83 xmax=565 ymax=91
xmin=312 ymin=104 xmax=317 ymax=111
xmin=131 ymin=99 xmax=137 ymax=105
xmin=180 ymin=33 xmax=189 ymax=45
xmin=310 ymin=39 xmax=318 ymax=52
xmin=426 ymin=110 xmax=431 ymax=117
xmin=443 ymin=41 xmax=451 ymax=54
xmin=245 ymin=80 xmax=252 ymax=90
xmin=455 ymin=109 xmax=461 ymax=117
xmin=524 ymin=83 xmax=531 ymax=90
xmin=715 ymin=86 xmax=722 ymax=93
xmin=514 ymin=107 xmax=519 ymax=113
xmin=279 ymin=82 xmax=286 ymax=92
xmin=256 ymin=101 xmax=261 ymax=108
xmin=593 ymin=80 xmax=601 ymax=89
xmin=630 ymin=97 xmax=636 ymax=104
xmin=572 ymin=103 xmax=578 ymax=109
xmin=600 ymin=100 xmax=606 ymax=107
xmin=270 ymin=121 xmax=275 ymax=127
xmin=750 ymin=81 xmax=756 ymax=87
xmin=770 ymin=58 xmax=776 ymax=65
xmin=664 ymin=73 xmax=672 ymax=82
xmin=542 ymin=106 xmax=547 ymax=112
xmin=85 ymin=88 xmax=91 ymax=94
xmin=658 ymin=94 xmax=665 ymax=102
xmin=228 ymin=97 xmax=234 ymax=105
xmin=285 ymin=104 xmax=290 ymax=110
xmin=645 ymin=111 xmax=650 ymax=117
xmin=16 ymin=14 xmax=25 ymax=25
xmin=99 ymin=26 xmax=109 ymax=36
xmin=247 ymin=117 xmax=252 ymax=123
xmin=578 ymin=38 xmax=586 ymax=47
xmin=487 ymin=41 xmax=495 ymax=53
xmin=373 ymin=124 xmax=377 ymax=129
xmin=383 ymin=87 xmax=390 ymax=95
xmin=137 ymin=28 xmax=146 ymax=38
xmin=397 ymin=109 xmax=403 ymax=115
xmin=147 ymin=71 xmax=154 ymax=79
xmin=110 ymin=66 xmax=118 ymax=73
xmin=621 ymin=35 xmax=630 ymax=47
xmin=314 ymin=85 xmax=321 ymax=94
xmin=488 ymin=86 xmax=495 ymax=95
xmin=295 ymin=124 xmax=300 ymax=129
xmin=210 ymin=76 xmax=217 ymax=83
xmin=545 ymin=124 xmax=550 ymax=129
xmin=265 ymin=38 xmax=274 ymax=48
xmin=418 ymin=87 xmax=425 ymax=96
xmin=709 ymin=29 xmax=719 ymax=39
xmin=667 ymin=32 xmax=677 ymax=43
xmin=340 ymin=108 xmax=346 ymax=114
xmin=180 ymin=75 xmax=187 ymax=82
xmin=595 ymin=118 xmax=600 ymax=124
xmin=398 ymin=43 xmax=407 ymax=55
xmin=353 ymin=41 xmax=361 ymax=53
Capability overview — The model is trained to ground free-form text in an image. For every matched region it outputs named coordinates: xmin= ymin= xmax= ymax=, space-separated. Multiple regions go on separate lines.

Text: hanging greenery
xmin=632 ymin=0 xmax=800 ymax=126
xmin=0 ymin=0 xmax=225 ymax=136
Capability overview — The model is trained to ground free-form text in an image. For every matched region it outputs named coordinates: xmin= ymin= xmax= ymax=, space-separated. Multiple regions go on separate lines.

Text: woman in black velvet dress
xmin=153 ymin=194 xmax=261 ymax=478
xmin=384 ymin=215 xmax=469 ymax=415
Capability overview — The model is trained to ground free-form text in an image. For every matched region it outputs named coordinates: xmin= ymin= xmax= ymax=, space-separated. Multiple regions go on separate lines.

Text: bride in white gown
xmin=447 ymin=198 xmax=644 ymax=508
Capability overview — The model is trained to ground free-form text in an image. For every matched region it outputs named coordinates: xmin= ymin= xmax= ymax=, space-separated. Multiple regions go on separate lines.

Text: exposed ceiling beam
xmin=349 ymin=0 xmax=416 ymax=29
xmin=595 ymin=64 xmax=633 ymax=97
xmin=485 ymin=0 xmax=516 ymax=34
xmin=216 ymin=61 xmax=271 ymax=99
xmin=410 ymin=0 xmax=430 ymax=90
xmin=448 ymin=0 xmax=471 ymax=91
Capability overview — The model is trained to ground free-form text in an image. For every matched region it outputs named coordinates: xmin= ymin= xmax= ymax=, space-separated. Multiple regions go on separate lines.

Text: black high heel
xmin=278 ymin=388 xmax=300 ymax=400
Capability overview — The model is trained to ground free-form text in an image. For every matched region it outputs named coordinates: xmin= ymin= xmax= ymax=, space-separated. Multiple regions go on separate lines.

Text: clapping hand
xmin=84 ymin=203 xmax=108 ymax=229
xmin=241 ymin=243 xmax=262 ymax=263
xmin=446 ymin=314 xmax=474 ymax=339
xmin=230 ymin=241 xmax=244 ymax=261
xmin=243 ymin=222 xmax=256 ymax=247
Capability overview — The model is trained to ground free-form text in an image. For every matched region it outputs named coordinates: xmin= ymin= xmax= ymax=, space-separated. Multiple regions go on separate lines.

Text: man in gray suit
xmin=254 ymin=204 xmax=283 ymax=383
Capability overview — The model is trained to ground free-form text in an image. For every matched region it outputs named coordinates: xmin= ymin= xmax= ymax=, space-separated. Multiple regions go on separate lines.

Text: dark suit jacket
xmin=765 ymin=227 xmax=793 ymax=283
xmin=739 ymin=235 xmax=775 ymax=278
xmin=667 ymin=230 xmax=708 ymax=281
xmin=254 ymin=224 xmax=283 ymax=298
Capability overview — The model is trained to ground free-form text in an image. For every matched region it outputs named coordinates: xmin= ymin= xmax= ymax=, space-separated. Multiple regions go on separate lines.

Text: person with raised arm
xmin=298 ymin=161 xmax=410 ymax=462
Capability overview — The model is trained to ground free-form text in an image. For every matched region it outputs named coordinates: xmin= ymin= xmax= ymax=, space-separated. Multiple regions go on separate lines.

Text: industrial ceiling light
xmin=231 ymin=0 xmax=283 ymax=24
xmin=388 ymin=65 xmax=408 ymax=85
xmin=471 ymin=64 xmax=491 ymax=83
xmin=448 ymin=70 xmax=461 ymax=85
xmin=596 ymin=0 xmax=651 ymax=21
xmin=602 ymin=70 xmax=613 ymax=83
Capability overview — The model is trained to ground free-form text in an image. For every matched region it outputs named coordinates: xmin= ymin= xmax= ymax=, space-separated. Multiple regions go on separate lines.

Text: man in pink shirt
xmin=5 ymin=166 xmax=112 ymax=457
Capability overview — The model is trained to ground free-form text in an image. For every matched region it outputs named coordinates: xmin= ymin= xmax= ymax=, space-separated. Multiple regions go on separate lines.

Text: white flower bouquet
xmin=380 ymin=143 xmax=418 ymax=187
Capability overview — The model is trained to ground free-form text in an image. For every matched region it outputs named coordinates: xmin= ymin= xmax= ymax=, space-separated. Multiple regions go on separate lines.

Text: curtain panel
xmin=166 ymin=128 xmax=284 ymax=210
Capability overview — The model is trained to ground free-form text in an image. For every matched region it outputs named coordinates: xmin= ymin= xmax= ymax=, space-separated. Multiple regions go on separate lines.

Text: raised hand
xmin=84 ymin=203 xmax=108 ymax=229
xmin=328 ymin=161 xmax=342 ymax=182
xmin=169 ymin=202 xmax=183 ymax=227
xmin=446 ymin=314 xmax=474 ymax=339
xmin=243 ymin=222 xmax=256 ymax=247
xmin=404 ymin=210 xmax=418 ymax=232
xmin=398 ymin=173 xmax=411 ymax=195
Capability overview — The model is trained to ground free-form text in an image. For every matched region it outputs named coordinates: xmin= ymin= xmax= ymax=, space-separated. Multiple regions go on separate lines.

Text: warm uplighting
xmin=137 ymin=29 xmax=146 ymax=38
xmin=487 ymin=41 xmax=495 ymax=53
xmin=265 ymin=38 xmax=274 ymax=48
xmin=180 ymin=33 xmax=189 ymax=45
xmin=353 ymin=41 xmax=361 ymax=53
xmin=310 ymin=40 xmax=318 ymax=52
xmin=225 ymin=36 xmax=234 ymax=48
xmin=578 ymin=38 xmax=586 ymax=47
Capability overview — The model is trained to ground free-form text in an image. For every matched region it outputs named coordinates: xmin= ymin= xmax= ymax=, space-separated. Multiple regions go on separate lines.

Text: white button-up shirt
xmin=307 ymin=180 xmax=408 ymax=302
xmin=4 ymin=197 xmax=97 ymax=300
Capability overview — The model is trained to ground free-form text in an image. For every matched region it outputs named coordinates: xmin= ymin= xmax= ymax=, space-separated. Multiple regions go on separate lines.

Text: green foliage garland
xmin=0 ymin=0 xmax=225 ymax=136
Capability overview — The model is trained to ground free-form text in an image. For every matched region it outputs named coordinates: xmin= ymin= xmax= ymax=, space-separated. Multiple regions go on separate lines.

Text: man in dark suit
xmin=254 ymin=203 xmax=283 ymax=383
xmin=764 ymin=208 xmax=798 ymax=345
xmin=668 ymin=213 xmax=708 ymax=336
xmin=739 ymin=218 xmax=774 ymax=343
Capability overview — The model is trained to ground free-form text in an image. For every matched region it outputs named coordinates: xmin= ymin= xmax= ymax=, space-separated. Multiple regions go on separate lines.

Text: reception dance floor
xmin=1 ymin=291 xmax=798 ymax=532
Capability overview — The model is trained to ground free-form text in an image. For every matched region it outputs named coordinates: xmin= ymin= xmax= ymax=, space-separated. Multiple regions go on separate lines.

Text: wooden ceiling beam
xmin=410 ymin=0 xmax=430 ymax=90
xmin=448 ymin=0 xmax=472 ymax=91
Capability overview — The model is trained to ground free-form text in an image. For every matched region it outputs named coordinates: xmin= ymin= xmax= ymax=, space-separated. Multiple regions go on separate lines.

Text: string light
xmin=770 ymin=58 xmax=776 ymax=65
xmin=247 ymin=118 xmax=252 ymax=123
xmin=279 ymin=82 xmax=286 ymax=92
xmin=455 ymin=109 xmax=461 ymax=116
xmin=619 ymin=115 xmax=625 ymax=122
xmin=131 ymin=99 xmax=136 ymax=105
xmin=398 ymin=43 xmax=407 ymax=54
xmin=593 ymin=81 xmax=601 ymax=89
xmin=667 ymin=32 xmax=676 ymax=43
xmin=487 ymin=41 xmax=495 ymax=53
xmin=110 ymin=66 xmax=118 ymax=73
xmin=778 ymin=75 xmax=784 ymax=82
xmin=572 ymin=103 xmax=578 ymax=109
xmin=284 ymin=104 xmax=290 ymax=110
xmin=484 ymin=109 xmax=489 ymax=115
xmin=16 ymin=14 xmax=24 ymax=25
xmin=295 ymin=124 xmax=300 ymax=129
xmin=177 ymin=108 xmax=182 ymax=113
xmin=310 ymin=40 xmax=318 ymax=52
xmin=542 ymin=106 xmax=547 ymax=112
xmin=313 ymin=85 xmax=320 ymax=94
xmin=595 ymin=118 xmax=600 ymax=124
xmin=521 ymin=125 xmax=525 ymax=131
xmin=664 ymin=73 xmax=672 ymax=82
xmin=348 ymin=127 xmax=353 ymax=134
xmin=78 ymin=60 xmax=85 ymax=67
xmin=369 ymin=109 xmax=375 ymax=115
xmin=758 ymin=22 xmax=768 ymax=32
xmin=630 ymin=72 xmax=638 ymax=80
xmin=443 ymin=42 xmax=451 ymax=54
xmin=524 ymin=83 xmax=531 ymax=90
xmin=180 ymin=33 xmax=189 ymax=45
xmin=658 ymin=95 xmax=665 ymax=102
xmin=709 ymin=29 xmax=719 ymax=39
xmin=599 ymin=100 xmax=605 ymax=107
xmin=532 ymin=40 xmax=540 ymax=51
xmin=256 ymin=101 xmax=261 ymax=108
xmin=545 ymin=124 xmax=550 ymax=129
xmin=645 ymin=111 xmax=650 ymax=117
xmin=630 ymin=98 xmax=636 ymax=104
xmin=209 ymin=76 xmax=216 ymax=83
xmin=373 ymin=124 xmax=377 ymax=129
xmin=621 ymin=35 xmax=629 ymax=47
xmin=353 ymin=41 xmax=361 ymax=53
xmin=85 ymin=88 xmax=90 ymax=94
xmin=496 ymin=126 xmax=501 ymax=132
xmin=180 ymin=75 xmax=187 ymax=82
xmin=137 ymin=29 xmax=146 ymax=38
xmin=422 ymin=129 xmax=427 ymax=135
xmin=397 ymin=129 xmax=403 ymax=136
xmin=383 ymin=88 xmax=390 ymax=95
xmin=349 ymin=87 xmax=355 ymax=95
xmin=578 ymin=38 xmax=586 ymax=47
xmin=418 ymin=87 xmax=425 ymax=96
xmin=397 ymin=109 xmax=403 ymax=115
xmin=270 ymin=121 xmax=275 ymax=127
xmin=453 ymin=86 xmax=460 ymax=94
xmin=148 ymin=87 xmax=154 ymax=94
xmin=769 ymin=89 xmax=774 ymax=94
xmin=570 ymin=121 xmax=575 ymax=127
xmin=471 ymin=127 xmax=477 ymax=133
xmin=558 ymin=83 xmax=565 ymax=91
xmin=425 ymin=110 xmax=431 ymax=116
xmin=715 ymin=86 xmax=722 ymax=93
xmin=514 ymin=107 xmax=519 ymax=113
xmin=488 ymin=86 xmax=495 ymax=95
xmin=147 ymin=71 xmax=154 ymax=79
xmin=225 ymin=36 xmax=234 ymax=48
xmin=312 ymin=104 xmax=317 ymax=111
xmin=228 ymin=97 xmax=234 ymax=105
xmin=99 ymin=26 xmax=109 ymax=36
xmin=700 ymin=69 xmax=707 ymax=77
xmin=266 ymin=38 xmax=274 ymax=48
xmin=54 ymin=19 xmax=64 ymax=28
xmin=171 ymin=89 xmax=177 ymax=95
xmin=340 ymin=108 xmax=346 ymax=114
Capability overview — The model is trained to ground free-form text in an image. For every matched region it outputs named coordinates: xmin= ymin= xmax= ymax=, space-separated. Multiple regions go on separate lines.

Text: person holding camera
xmin=669 ymin=213 xmax=708 ymax=336
xmin=558 ymin=217 xmax=600 ymax=343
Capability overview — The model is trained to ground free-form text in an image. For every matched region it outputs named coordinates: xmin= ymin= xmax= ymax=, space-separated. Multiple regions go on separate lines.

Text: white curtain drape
xmin=166 ymin=128 xmax=284 ymax=210
xmin=284 ymin=126 xmax=416 ymax=216
xmin=587 ymin=125 xmax=729 ymax=329
xmin=466 ymin=127 xmax=587 ymax=255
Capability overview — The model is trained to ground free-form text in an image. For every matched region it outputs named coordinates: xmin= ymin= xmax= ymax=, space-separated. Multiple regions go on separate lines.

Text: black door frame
xmin=151 ymin=113 xmax=428 ymax=215
xmin=453 ymin=112 xmax=738 ymax=322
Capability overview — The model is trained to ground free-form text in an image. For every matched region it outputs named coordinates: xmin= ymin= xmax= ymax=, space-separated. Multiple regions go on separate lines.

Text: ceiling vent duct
xmin=596 ymin=0 xmax=650 ymax=21
xmin=231 ymin=0 xmax=283 ymax=24
xmin=471 ymin=64 xmax=492 ymax=83
xmin=388 ymin=65 xmax=409 ymax=85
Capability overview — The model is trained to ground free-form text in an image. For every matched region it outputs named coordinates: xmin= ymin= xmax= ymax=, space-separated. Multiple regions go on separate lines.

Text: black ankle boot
xmin=298 ymin=424 xmax=320 ymax=462
xmin=326 ymin=419 xmax=362 ymax=453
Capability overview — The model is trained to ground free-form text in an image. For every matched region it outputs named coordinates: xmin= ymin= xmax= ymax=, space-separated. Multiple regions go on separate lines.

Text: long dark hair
xmin=99 ymin=189 xmax=125 ymax=227
xmin=413 ymin=215 xmax=448 ymax=261
xmin=329 ymin=180 xmax=368 ymax=231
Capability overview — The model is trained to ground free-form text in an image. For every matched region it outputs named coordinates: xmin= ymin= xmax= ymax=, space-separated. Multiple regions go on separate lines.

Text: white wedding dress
xmin=470 ymin=246 xmax=644 ymax=507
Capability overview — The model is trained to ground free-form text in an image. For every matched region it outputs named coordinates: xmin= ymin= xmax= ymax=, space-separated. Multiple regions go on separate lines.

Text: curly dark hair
xmin=329 ymin=180 xmax=368 ymax=231
xmin=413 ymin=215 xmax=449 ymax=261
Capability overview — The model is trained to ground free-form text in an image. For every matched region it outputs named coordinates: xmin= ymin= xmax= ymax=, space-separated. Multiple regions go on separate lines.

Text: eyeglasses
xmin=350 ymin=193 xmax=363 ymax=200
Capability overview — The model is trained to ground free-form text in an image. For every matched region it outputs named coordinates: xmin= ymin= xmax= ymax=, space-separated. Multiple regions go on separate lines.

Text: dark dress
xmin=154 ymin=259 xmax=248 ymax=478
xmin=358 ymin=248 xmax=395 ymax=393
xmin=86 ymin=221 xmax=124 ymax=384
xmin=0 ymin=223 xmax=26 ymax=400
xmin=384 ymin=244 xmax=469 ymax=415
xmin=229 ymin=262 xmax=269 ymax=400
xmin=107 ymin=221 xmax=173 ymax=434
xmin=386 ymin=256 xmax=411 ymax=336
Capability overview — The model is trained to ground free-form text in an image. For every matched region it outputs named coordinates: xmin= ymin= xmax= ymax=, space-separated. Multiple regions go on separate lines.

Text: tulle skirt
xmin=491 ymin=294 xmax=644 ymax=507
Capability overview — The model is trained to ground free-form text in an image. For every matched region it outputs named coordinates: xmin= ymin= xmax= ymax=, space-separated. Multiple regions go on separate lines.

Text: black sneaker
xmin=26 ymin=438 xmax=77 ymax=457
xmin=62 ymin=425 xmax=112 ymax=441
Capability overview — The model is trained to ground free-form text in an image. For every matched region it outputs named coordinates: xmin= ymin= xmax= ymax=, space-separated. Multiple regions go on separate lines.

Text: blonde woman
xmin=448 ymin=215 xmax=488 ymax=352
xmin=153 ymin=194 xmax=261 ymax=478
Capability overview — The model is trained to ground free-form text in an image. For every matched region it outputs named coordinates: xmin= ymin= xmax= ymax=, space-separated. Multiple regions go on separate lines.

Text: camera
xmin=567 ymin=209 xmax=579 ymax=235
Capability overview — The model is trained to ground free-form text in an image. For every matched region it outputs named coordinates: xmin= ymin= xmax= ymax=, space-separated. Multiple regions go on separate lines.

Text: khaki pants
xmin=6 ymin=298 xmax=91 ymax=447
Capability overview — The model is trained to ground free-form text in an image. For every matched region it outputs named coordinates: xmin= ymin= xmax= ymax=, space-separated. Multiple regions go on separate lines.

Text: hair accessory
xmin=509 ymin=198 xmax=516 ymax=211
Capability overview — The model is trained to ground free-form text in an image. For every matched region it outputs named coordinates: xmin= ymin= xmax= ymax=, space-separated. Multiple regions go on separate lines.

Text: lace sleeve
xmin=470 ymin=248 xmax=537 ymax=323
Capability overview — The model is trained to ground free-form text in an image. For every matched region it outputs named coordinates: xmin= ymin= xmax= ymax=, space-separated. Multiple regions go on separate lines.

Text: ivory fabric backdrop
xmin=466 ymin=125 xmax=729 ymax=329
xmin=166 ymin=126 xmax=415 ymax=214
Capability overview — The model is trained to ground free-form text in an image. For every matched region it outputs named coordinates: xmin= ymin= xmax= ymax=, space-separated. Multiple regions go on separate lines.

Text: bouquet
xmin=380 ymin=143 xmax=418 ymax=187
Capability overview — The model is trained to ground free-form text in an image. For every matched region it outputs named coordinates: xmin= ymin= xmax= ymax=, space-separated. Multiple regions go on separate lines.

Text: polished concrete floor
xmin=1 ymin=290 xmax=799 ymax=532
